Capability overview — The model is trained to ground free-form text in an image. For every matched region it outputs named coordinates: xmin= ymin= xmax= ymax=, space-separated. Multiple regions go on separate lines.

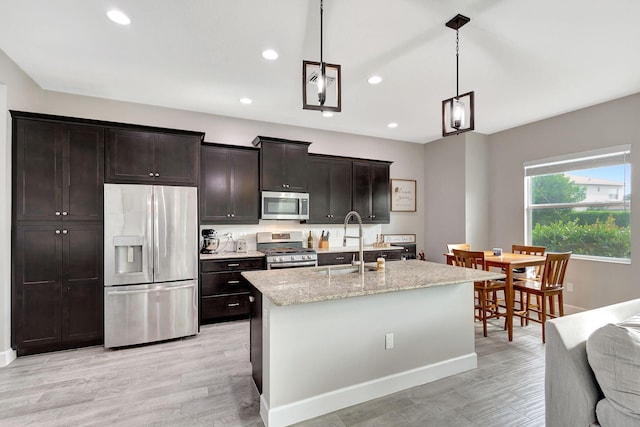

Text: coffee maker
xmin=201 ymin=229 xmax=220 ymax=254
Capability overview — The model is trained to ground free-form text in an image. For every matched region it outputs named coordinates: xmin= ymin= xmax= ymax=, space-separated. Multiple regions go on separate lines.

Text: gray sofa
xmin=545 ymin=298 xmax=640 ymax=427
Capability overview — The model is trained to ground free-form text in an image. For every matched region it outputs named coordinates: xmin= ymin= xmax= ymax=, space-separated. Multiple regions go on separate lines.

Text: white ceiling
xmin=1 ymin=0 xmax=640 ymax=143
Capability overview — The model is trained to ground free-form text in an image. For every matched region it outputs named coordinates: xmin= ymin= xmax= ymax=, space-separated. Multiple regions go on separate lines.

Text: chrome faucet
xmin=343 ymin=210 xmax=364 ymax=274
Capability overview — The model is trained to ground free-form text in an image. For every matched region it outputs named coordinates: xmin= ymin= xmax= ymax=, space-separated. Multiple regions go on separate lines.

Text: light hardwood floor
xmin=0 ymin=318 xmax=544 ymax=426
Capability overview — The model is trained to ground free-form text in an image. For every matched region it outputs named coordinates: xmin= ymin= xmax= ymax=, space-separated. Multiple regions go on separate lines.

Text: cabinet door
xmin=282 ymin=143 xmax=308 ymax=192
xmin=352 ymin=161 xmax=373 ymax=221
xmin=13 ymin=119 xmax=63 ymax=221
xmin=260 ymin=142 xmax=286 ymax=191
xmin=352 ymin=161 xmax=390 ymax=224
xmin=308 ymin=157 xmax=332 ymax=223
xmin=13 ymin=225 xmax=63 ymax=351
xmin=64 ymin=125 xmax=104 ymax=220
xmin=62 ymin=223 xmax=103 ymax=343
xmin=200 ymin=145 xmax=232 ymax=222
xmin=154 ymin=133 xmax=199 ymax=186
xmin=370 ymin=162 xmax=390 ymax=223
xmin=105 ymin=128 xmax=155 ymax=183
xmin=230 ymin=149 xmax=259 ymax=223
xmin=260 ymin=142 xmax=308 ymax=192
xmin=329 ymin=158 xmax=353 ymax=221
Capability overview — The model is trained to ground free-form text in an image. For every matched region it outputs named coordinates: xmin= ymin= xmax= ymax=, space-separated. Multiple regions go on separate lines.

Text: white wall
xmin=0 ymin=49 xmax=45 ymax=366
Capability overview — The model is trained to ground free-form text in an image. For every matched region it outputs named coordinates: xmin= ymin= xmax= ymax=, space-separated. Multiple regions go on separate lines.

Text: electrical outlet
xmin=566 ymin=282 xmax=574 ymax=292
xmin=385 ymin=333 xmax=394 ymax=350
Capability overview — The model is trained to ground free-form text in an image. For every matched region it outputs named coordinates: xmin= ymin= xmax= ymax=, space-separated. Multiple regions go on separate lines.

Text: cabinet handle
xmin=154 ymin=173 xmax=160 ymax=177
xmin=226 ymin=213 xmax=231 ymax=217
xmin=149 ymin=173 xmax=154 ymax=177
xmin=249 ymin=296 xmax=255 ymax=303
xmin=327 ymin=214 xmax=331 ymax=218
xmin=230 ymin=213 xmax=235 ymax=217
xmin=55 ymin=230 xmax=61 ymax=235
xmin=227 ymin=280 xmax=240 ymax=285
xmin=227 ymin=263 xmax=240 ymax=268
xmin=62 ymin=211 xmax=68 ymax=216
xmin=228 ymin=302 xmax=240 ymax=307
xmin=62 ymin=229 xmax=68 ymax=234
xmin=55 ymin=211 xmax=61 ymax=216
xmin=335 ymin=256 xmax=345 ymax=260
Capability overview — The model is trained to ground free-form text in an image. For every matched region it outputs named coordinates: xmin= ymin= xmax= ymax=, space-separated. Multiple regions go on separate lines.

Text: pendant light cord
xmin=456 ymin=29 xmax=459 ymax=98
xmin=320 ymin=0 xmax=323 ymax=64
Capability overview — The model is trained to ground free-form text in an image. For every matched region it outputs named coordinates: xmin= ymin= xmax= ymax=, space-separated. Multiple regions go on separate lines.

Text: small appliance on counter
xmin=201 ymin=229 xmax=220 ymax=254
xmin=236 ymin=238 xmax=247 ymax=253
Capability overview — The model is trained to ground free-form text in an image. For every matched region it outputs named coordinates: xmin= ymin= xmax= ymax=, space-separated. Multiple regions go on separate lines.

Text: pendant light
xmin=442 ymin=14 xmax=474 ymax=137
xmin=302 ymin=0 xmax=341 ymax=112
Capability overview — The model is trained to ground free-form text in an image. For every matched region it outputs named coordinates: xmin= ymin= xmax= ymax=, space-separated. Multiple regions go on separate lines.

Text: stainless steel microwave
xmin=261 ymin=191 xmax=309 ymax=220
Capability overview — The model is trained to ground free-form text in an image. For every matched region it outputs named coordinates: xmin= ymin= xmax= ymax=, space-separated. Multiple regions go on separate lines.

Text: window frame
xmin=524 ymin=145 xmax=631 ymax=264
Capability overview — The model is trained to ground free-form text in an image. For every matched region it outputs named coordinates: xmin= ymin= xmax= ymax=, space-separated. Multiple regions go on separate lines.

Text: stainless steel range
xmin=257 ymin=231 xmax=318 ymax=269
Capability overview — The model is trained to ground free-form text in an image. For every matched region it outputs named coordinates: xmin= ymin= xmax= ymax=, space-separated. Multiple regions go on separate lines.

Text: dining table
xmin=445 ymin=251 xmax=547 ymax=341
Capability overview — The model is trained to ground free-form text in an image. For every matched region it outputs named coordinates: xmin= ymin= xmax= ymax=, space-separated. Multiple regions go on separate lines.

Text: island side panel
xmin=262 ymin=281 xmax=476 ymax=426
xmin=249 ymin=284 xmax=263 ymax=394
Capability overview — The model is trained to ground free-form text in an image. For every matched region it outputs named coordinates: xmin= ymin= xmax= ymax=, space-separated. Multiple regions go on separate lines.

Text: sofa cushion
xmin=586 ymin=313 xmax=640 ymax=423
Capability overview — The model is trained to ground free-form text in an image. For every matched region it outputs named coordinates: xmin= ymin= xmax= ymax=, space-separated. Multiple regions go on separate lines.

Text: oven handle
xmin=268 ymin=261 xmax=318 ymax=269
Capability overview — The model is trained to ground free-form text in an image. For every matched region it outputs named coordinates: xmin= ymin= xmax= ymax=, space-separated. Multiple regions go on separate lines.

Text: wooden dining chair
xmin=511 ymin=244 xmax=546 ymax=323
xmin=513 ymin=252 xmax=571 ymax=343
xmin=446 ymin=243 xmax=470 ymax=253
xmin=452 ymin=249 xmax=507 ymax=337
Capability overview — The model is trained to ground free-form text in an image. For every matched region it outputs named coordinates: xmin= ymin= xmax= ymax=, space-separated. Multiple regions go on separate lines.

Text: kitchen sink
xmin=315 ymin=266 xmax=360 ymax=276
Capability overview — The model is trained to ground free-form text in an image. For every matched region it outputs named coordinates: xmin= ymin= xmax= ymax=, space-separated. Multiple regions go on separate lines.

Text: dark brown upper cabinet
xmin=252 ymin=136 xmax=311 ymax=192
xmin=12 ymin=116 xmax=104 ymax=222
xmin=200 ymin=143 xmax=259 ymax=224
xmin=105 ymin=128 xmax=202 ymax=186
xmin=352 ymin=160 xmax=391 ymax=224
xmin=307 ymin=154 xmax=353 ymax=224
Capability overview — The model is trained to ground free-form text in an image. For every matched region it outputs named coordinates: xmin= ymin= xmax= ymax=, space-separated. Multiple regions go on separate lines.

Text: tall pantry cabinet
xmin=11 ymin=112 xmax=104 ymax=356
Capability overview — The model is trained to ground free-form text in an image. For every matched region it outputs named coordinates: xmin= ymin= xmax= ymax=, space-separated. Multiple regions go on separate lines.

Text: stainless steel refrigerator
xmin=103 ymin=183 xmax=198 ymax=348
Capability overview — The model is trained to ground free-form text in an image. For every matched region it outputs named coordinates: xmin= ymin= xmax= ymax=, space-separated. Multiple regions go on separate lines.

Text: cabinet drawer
xmin=364 ymin=250 xmax=404 ymax=263
xmin=201 ymin=257 xmax=264 ymax=272
xmin=317 ymin=252 xmax=356 ymax=266
xmin=201 ymin=272 xmax=249 ymax=296
xmin=201 ymin=294 xmax=250 ymax=320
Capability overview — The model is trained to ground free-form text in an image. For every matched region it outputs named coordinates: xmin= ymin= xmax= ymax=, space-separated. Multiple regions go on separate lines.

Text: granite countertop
xmin=200 ymin=250 xmax=264 ymax=260
xmin=316 ymin=245 xmax=404 ymax=254
xmin=242 ymin=260 xmax=505 ymax=306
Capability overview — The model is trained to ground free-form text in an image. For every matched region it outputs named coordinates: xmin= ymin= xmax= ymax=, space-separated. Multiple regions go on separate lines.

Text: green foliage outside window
xmin=530 ymin=174 xmax=630 ymax=259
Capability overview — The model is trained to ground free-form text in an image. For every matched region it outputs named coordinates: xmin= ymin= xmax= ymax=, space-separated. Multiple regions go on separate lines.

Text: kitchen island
xmin=243 ymin=260 xmax=504 ymax=427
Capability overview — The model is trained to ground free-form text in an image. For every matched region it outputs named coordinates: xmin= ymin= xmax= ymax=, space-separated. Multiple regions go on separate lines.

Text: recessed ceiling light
xmin=387 ymin=122 xmax=398 ymax=128
xmin=368 ymin=75 xmax=382 ymax=85
xmin=240 ymin=97 xmax=253 ymax=105
xmin=107 ymin=10 xmax=131 ymax=25
xmin=262 ymin=49 xmax=279 ymax=60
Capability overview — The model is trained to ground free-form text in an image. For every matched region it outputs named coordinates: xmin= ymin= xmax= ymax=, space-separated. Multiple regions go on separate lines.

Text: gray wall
xmin=487 ymin=93 xmax=640 ymax=310
xmin=423 ymin=94 xmax=640 ymax=311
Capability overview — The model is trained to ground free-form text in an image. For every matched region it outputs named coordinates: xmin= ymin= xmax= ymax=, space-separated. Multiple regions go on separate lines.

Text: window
xmin=524 ymin=146 xmax=631 ymax=263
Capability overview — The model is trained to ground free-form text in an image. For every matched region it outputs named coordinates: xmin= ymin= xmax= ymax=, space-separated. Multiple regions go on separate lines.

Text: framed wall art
xmin=390 ymin=179 xmax=416 ymax=212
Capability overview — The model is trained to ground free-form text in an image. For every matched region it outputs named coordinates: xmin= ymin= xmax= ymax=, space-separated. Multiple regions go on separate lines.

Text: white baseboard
xmin=260 ymin=352 xmax=477 ymax=427
xmin=0 ymin=347 xmax=16 ymax=367
xmin=564 ymin=304 xmax=586 ymax=315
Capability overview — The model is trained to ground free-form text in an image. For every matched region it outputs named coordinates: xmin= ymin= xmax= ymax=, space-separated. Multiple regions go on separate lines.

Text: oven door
xmin=262 ymin=191 xmax=309 ymax=220
xmin=267 ymin=260 xmax=318 ymax=270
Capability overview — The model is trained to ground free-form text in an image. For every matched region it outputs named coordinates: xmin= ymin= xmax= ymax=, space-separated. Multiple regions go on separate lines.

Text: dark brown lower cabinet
xmin=200 ymin=257 xmax=264 ymax=324
xmin=12 ymin=223 xmax=103 ymax=356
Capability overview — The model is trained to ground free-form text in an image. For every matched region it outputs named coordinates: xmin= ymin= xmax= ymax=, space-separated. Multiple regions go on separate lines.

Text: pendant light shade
xmin=303 ymin=0 xmax=342 ymax=112
xmin=442 ymin=14 xmax=474 ymax=137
